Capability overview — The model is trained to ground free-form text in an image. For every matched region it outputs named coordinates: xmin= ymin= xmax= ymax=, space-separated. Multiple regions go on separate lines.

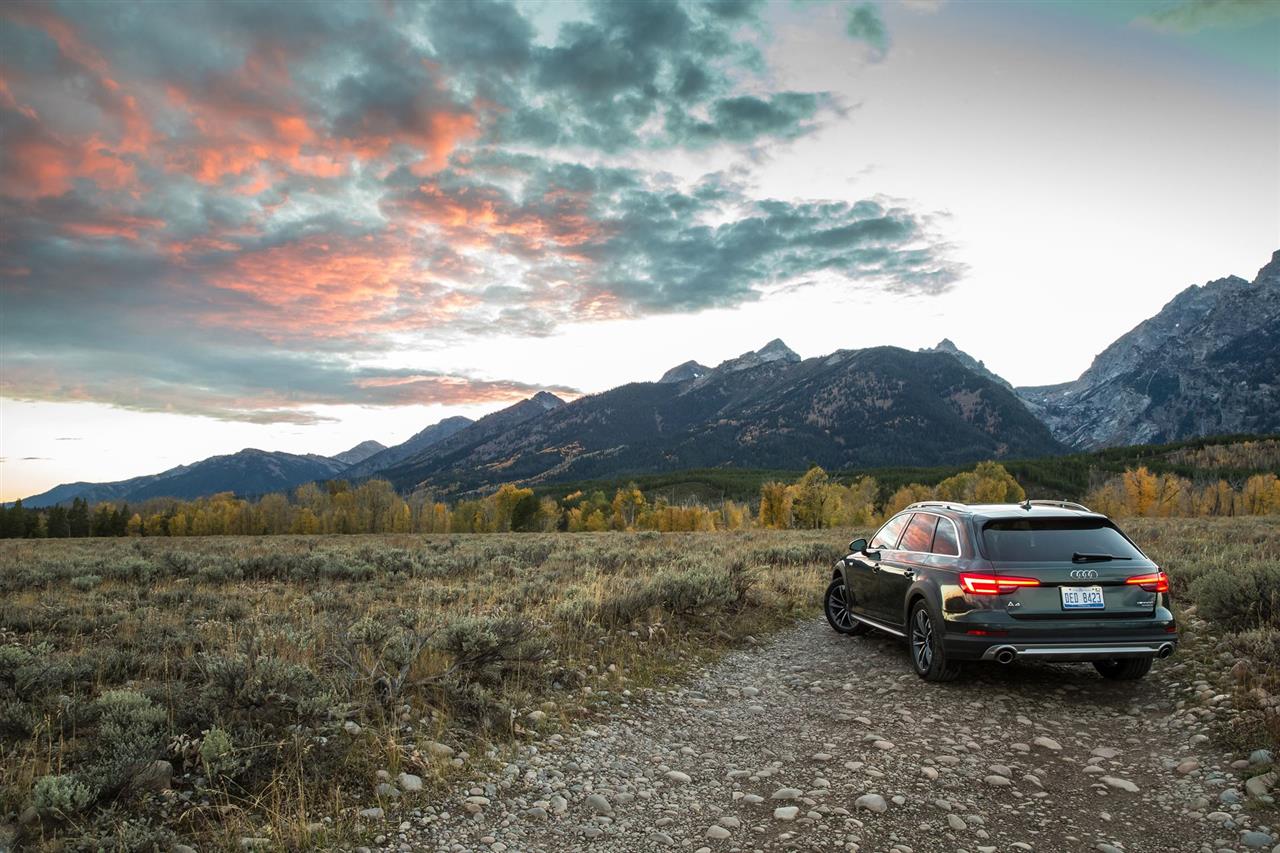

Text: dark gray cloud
xmin=846 ymin=3 xmax=890 ymax=59
xmin=383 ymin=155 xmax=962 ymax=320
xmin=1135 ymin=0 xmax=1280 ymax=32
xmin=1 ymin=342 xmax=579 ymax=425
xmin=421 ymin=0 xmax=834 ymax=151
xmin=0 ymin=0 xmax=951 ymax=425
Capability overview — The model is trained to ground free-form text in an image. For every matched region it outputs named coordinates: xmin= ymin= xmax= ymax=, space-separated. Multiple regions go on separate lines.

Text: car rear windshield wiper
xmin=1072 ymin=552 xmax=1133 ymax=563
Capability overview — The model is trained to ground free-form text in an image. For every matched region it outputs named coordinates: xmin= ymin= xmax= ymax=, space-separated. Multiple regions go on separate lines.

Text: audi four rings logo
xmin=1069 ymin=569 xmax=1099 ymax=580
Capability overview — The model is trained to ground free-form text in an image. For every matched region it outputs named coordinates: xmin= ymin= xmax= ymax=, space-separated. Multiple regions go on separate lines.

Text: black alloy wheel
xmin=909 ymin=600 xmax=962 ymax=682
xmin=824 ymin=578 xmax=868 ymax=635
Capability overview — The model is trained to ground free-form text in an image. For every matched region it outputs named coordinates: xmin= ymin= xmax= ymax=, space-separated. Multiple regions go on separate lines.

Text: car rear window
xmin=981 ymin=518 xmax=1144 ymax=563
xmin=932 ymin=518 xmax=960 ymax=556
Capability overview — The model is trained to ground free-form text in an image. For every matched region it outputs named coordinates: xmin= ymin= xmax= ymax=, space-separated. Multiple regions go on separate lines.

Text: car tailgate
xmin=992 ymin=562 xmax=1161 ymax=619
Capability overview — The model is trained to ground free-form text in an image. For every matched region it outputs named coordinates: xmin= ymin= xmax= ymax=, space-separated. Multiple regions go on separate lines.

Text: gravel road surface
xmin=362 ymin=618 xmax=1277 ymax=853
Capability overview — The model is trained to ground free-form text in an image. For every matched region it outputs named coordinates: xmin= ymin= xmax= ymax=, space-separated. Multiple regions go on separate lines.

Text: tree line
xmin=1 ymin=462 xmax=1276 ymax=540
xmin=1085 ymin=468 xmax=1280 ymax=518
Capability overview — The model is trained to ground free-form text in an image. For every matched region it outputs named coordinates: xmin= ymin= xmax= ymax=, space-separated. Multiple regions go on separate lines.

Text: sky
xmin=1 ymin=0 xmax=1277 ymax=501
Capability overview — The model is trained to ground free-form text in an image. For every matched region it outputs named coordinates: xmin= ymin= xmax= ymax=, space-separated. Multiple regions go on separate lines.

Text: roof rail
xmin=1024 ymin=499 xmax=1092 ymax=512
xmin=906 ymin=501 xmax=967 ymax=511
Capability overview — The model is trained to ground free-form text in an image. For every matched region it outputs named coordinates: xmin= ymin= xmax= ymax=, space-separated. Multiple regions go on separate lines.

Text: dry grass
xmin=0 ymin=531 xmax=833 ymax=850
xmin=1 ymin=519 xmax=1276 ymax=850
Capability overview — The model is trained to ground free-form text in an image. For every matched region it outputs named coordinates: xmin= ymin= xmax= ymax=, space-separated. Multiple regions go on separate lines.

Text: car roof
xmin=900 ymin=501 xmax=1111 ymax=522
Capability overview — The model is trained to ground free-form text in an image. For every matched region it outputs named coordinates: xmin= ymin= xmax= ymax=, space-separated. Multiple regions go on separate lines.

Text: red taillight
xmin=1126 ymin=570 xmax=1169 ymax=593
xmin=958 ymin=573 xmax=1041 ymax=595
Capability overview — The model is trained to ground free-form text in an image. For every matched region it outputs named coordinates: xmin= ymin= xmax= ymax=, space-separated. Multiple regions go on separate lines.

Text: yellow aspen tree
xmin=1121 ymin=467 xmax=1159 ymax=516
xmin=758 ymin=482 xmax=793 ymax=529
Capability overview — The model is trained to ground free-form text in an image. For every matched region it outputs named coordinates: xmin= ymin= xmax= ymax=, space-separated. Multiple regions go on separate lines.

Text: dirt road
xmin=374 ymin=619 xmax=1276 ymax=853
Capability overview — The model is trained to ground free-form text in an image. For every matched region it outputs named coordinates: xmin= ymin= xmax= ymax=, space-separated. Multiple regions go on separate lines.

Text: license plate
xmin=1061 ymin=585 xmax=1105 ymax=610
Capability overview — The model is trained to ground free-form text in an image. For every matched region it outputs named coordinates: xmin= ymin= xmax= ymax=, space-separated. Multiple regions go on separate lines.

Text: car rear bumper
xmin=975 ymin=640 xmax=1176 ymax=663
xmin=939 ymin=604 xmax=1177 ymax=662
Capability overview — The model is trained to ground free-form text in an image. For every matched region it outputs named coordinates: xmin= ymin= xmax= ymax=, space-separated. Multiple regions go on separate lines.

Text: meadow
xmin=0 ymin=518 xmax=1276 ymax=850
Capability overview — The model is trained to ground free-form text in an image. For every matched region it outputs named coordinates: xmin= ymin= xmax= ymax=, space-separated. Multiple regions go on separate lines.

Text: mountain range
xmin=377 ymin=341 xmax=1057 ymax=496
xmin=1018 ymin=250 xmax=1280 ymax=448
xmin=19 ymin=249 xmax=1280 ymax=506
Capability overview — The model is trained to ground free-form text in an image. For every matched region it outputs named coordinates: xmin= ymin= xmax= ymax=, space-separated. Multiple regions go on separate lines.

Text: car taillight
xmin=958 ymin=573 xmax=1041 ymax=595
xmin=1126 ymin=570 xmax=1169 ymax=593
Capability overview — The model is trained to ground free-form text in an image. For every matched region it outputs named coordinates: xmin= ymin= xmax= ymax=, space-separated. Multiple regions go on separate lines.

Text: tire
xmin=824 ymin=578 xmax=869 ymax=635
xmin=1093 ymin=657 xmax=1153 ymax=680
xmin=909 ymin=600 xmax=962 ymax=682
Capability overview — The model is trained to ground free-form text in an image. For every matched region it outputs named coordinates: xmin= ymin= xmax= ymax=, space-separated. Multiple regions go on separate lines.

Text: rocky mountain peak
xmin=1017 ymin=248 xmax=1280 ymax=448
xmin=658 ymin=360 xmax=710 ymax=384
xmin=757 ymin=338 xmax=800 ymax=360
xmin=918 ymin=339 xmax=1012 ymax=389
xmin=713 ymin=339 xmax=801 ymax=375
xmin=530 ymin=391 xmax=566 ymax=409
xmin=1256 ymin=249 xmax=1280 ymax=286
xmin=331 ymin=440 xmax=388 ymax=467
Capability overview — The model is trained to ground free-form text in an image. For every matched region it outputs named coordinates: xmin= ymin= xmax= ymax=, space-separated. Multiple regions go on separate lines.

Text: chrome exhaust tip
xmin=1157 ymin=643 xmax=1174 ymax=659
xmin=993 ymin=646 xmax=1017 ymax=665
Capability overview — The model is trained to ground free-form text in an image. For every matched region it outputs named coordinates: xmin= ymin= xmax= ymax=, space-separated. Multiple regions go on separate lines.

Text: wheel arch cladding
xmin=905 ymin=587 xmax=932 ymax=629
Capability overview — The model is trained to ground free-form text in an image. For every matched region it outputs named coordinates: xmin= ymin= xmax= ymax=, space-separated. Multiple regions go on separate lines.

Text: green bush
xmin=435 ymin=616 xmax=546 ymax=688
xmin=0 ymin=643 xmax=34 ymax=682
xmin=0 ymin=698 xmax=38 ymax=738
xmin=197 ymin=651 xmax=329 ymax=724
xmin=70 ymin=574 xmax=102 ymax=591
xmin=81 ymin=689 xmax=168 ymax=798
xmin=198 ymin=726 xmax=246 ymax=782
xmin=593 ymin=566 xmax=739 ymax=626
xmin=32 ymin=774 xmax=94 ymax=816
xmin=1189 ymin=563 xmax=1280 ymax=631
xmin=68 ymin=814 xmax=177 ymax=851
xmin=1226 ymin=627 xmax=1280 ymax=665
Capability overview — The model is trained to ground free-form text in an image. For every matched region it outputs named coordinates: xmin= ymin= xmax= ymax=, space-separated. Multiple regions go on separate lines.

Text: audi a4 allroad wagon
xmin=823 ymin=500 xmax=1177 ymax=682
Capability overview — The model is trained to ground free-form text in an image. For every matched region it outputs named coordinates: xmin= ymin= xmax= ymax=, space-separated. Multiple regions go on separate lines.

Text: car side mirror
xmin=848 ymin=537 xmax=868 ymax=554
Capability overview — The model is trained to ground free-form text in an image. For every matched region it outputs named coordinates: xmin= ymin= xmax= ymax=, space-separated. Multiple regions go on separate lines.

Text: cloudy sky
xmin=2 ymin=0 xmax=1277 ymax=501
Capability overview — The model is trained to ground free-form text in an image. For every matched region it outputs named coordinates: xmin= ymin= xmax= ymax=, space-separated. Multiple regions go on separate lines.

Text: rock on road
xmin=388 ymin=619 xmax=1277 ymax=853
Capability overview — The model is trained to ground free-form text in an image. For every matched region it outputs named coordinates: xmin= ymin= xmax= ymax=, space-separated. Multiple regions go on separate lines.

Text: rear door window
xmin=870 ymin=513 xmax=910 ymax=550
xmin=931 ymin=518 xmax=960 ymax=556
xmin=981 ymin=518 xmax=1144 ymax=562
xmin=899 ymin=513 xmax=938 ymax=553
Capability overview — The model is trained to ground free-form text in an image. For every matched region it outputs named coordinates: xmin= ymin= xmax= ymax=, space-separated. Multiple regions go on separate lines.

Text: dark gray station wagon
xmin=824 ymin=500 xmax=1178 ymax=681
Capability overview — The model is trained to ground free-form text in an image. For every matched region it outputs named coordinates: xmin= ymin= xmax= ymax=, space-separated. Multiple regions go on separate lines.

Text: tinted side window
xmin=870 ymin=514 xmax=910 ymax=550
xmin=899 ymin=513 xmax=937 ymax=552
xmin=931 ymin=518 xmax=960 ymax=556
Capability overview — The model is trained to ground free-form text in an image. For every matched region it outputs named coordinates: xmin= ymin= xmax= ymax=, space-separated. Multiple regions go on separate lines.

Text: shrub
xmin=68 ymin=814 xmax=177 ymax=851
xmin=0 ymin=643 xmax=34 ymax=682
xmin=1225 ymin=628 xmax=1280 ymax=675
xmin=197 ymin=651 xmax=329 ymax=724
xmin=198 ymin=726 xmax=246 ymax=782
xmin=70 ymin=574 xmax=102 ymax=591
xmin=32 ymin=774 xmax=94 ymax=816
xmin=81 ymin=689 xmax=168 ymax=798
xmin=435 ymin=616 xmax=546 ymax=688
xmin=0 ymin=698 xmax=38 ymax=738
xmin=1189 ymin=563 xmax=1280 ymax=631
xmin=552 ymin=593 xmax=596 ymax=629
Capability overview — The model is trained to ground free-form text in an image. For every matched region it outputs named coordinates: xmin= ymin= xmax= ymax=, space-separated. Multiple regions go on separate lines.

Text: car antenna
xmin=1021 ymin=498 xmax=1032 ymax=510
